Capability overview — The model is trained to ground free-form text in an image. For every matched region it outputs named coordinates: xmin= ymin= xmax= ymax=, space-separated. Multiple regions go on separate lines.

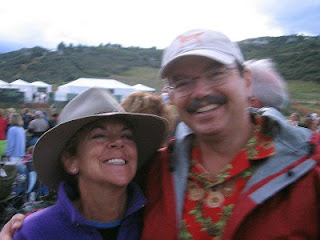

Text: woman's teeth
xmin=105 ymin=159 xmax=126 ymax=165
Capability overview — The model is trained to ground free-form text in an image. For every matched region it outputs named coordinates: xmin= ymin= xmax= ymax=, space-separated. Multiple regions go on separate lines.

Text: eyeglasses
xmin=168 ymin=66 xmax=237 ymax=97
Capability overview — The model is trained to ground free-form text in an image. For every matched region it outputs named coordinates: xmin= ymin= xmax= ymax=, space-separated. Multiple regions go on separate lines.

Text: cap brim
xmin=160 ymin=49 xmax=237 ymax=78
xmin=33 ymin=112 xmax=167 ymax=190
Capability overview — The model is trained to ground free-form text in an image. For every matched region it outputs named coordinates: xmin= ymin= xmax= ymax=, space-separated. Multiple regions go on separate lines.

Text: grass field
xmin=287 ymin=80 xmax=320 ymax=115
xmin=0 ymin=76 xmax=319 ymax=117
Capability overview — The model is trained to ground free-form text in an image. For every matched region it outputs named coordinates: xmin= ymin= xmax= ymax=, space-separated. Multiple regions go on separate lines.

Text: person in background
xmin=140 ymin=29 xmax=320 ymax=239
xmin=121 ymin=91 xmax=177 ymax=146
xmin=4 ymin=113 xmax=27 ymax=194
xmin=5 ymin=108 xmax=16 ymax=129
xmin=299 ymin=115 xmax=318 ymax=131
xmin=5 ymin=113 xmax=26 ymax=162
xmin=288 ymin=112 xmax=301 ymax=126
xmin=21 ymin=108 xmax=32 ymax=130
xmin=160 ymin=83 xmax=172 ymax=104
xmin=243 ymin=58 xmax=289 ymax=111
xmin=22 ymin=146 xmax=38 ymax=197
xmin=48 ymin=113 xmax=59 ymax=129
xmin=0 ymin=108 xmax=8 ymax=158
xmin=9 ymin=88 xmax=167 ymax=240
xmin=27 ymin=110 xmax=49 ymax=147
xmin=316 ymin=117 xmax=320 ymax=131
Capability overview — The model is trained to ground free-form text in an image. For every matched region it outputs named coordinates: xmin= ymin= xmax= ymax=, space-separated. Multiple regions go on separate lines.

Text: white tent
xmin=31 ymin=81 xmax=52 ymax=93
xmin=55 ymin=78 xmax=136 ymax=102
xmin=132 ymin=84 xmax=155 ymax=92
xmin=10 ymin=79 xmax=35 ymax=101
xmin=0 ymin=80 xmax=9 ymax=88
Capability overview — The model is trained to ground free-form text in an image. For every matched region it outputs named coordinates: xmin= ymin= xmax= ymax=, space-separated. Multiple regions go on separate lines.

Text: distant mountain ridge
xmin=0 ymin=34 xmax=319 ymax=91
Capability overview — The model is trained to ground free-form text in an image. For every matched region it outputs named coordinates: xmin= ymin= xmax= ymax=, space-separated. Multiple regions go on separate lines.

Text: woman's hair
xmin=60 ymin=120 xmax=97 ymax=193
xmin=6 ymin=108 xmax=16 ymax=114
xmin=121 ymin=91 xmax=176 ymax=144
xmin=9 ymin=113 xmax=23 ymax=126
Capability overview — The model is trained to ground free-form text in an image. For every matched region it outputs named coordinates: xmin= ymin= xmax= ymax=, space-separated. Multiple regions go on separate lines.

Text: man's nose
xmin=191 ymin=77 xmax=211 ymax=98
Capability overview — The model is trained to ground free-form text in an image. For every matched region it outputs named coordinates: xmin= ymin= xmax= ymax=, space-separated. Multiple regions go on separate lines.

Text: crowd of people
xmin=0 ymin=108 xmax=58 ymax=159
xmin=289 ymin=112 xmax=320 ymax=131
xmin=0 ymin=28 xmax=320 ymax=239
xmin=0 ymin=108 xmax=58 ymax=196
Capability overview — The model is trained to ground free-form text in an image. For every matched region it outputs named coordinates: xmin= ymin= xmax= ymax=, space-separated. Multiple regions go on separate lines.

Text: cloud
xmin=0 ymin=0 xmax=318 ymax=53
xmin=258 ymin=0 xmax=320 ymax=35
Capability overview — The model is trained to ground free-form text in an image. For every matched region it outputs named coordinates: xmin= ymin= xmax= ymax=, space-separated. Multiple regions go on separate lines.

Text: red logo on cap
xmin=177 ymin=32 xmax=204 ymax=47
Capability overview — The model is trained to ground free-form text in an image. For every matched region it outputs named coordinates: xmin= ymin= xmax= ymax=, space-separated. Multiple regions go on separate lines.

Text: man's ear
xmin=250 ymin=97 xmax=263 ymax=108
xmin=61 ymin=152 xmax=79 ymax=175
xmin=244 ymin=68 xmax=252 ymax=90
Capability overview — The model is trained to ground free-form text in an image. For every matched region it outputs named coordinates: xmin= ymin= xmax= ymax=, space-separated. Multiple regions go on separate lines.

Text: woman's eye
xmin=91 ymin=134 xmax=107 ymax=139
xmin=122 ymin=133 xmax=134 ymax=141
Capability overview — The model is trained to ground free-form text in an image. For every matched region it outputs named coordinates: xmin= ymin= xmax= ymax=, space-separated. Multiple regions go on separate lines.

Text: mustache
xmin=186 ymin=95 xmax=227 ymax=113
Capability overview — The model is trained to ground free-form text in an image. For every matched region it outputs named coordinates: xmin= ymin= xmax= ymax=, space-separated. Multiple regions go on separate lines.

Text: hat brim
xmin=160 ymin=49 xmax=237 ymax=78
xmin=33 ymin=112 xmax=167 ymax=190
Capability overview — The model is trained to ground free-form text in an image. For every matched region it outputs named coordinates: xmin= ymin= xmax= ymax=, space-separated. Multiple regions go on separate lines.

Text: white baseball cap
xmin=160 ymin=29 xmax=244 ymax=78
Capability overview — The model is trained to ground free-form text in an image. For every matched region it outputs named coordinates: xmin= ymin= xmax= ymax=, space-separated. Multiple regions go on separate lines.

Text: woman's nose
xmin=107 ymin=137 xmax=124 ymax=148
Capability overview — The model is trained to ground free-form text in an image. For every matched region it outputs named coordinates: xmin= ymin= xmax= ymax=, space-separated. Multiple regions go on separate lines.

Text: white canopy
xmin=132 ymin=84 xmax=155 ymax=92
xmin=10 ymin=79 xmax=35 ymax=101
xmin=0 ymin=80 xmax=9 ymax=87
xmin=56 ymin=78 xmax=136 ymax=102
xmin=31 ymin=81 xmax=52 ymax=92
xmin=11 ymin=79 xmax=31 ymax=86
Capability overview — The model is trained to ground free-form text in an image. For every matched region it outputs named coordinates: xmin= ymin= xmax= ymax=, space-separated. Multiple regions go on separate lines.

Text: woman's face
xmin=63 ymin=118 xmax=138 ymax=189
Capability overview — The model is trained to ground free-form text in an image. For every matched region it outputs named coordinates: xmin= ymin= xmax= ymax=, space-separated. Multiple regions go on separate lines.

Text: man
xmin=141 ymin=29 xmax=320 ymax=239
xmin=2 ymin=29 xmax=320 ymax=239
xmin=243 ymin=58 xmax=289 ymax=111
xmin=27 ymin=110 xmax=49 ymax=146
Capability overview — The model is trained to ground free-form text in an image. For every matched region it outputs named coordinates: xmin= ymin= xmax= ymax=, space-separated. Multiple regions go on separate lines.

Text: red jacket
xmin=141 ymin=109 xmax=320 ymax=240
xmin=0 ymin=116 xmax=7 ymax=140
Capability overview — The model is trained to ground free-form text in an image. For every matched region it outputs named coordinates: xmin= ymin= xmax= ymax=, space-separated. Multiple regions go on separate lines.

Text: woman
xmin=4 ymin=113 xmax=27 ymax=195
xmin=12 ymin=88 xmax=167 ymax=240
xmin=5 ymin=113 xmax=26 ymax=162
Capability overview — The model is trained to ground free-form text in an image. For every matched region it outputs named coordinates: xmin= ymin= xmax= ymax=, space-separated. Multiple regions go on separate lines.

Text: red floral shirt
xmin=180 ymin=113 xmax=275 ymax=239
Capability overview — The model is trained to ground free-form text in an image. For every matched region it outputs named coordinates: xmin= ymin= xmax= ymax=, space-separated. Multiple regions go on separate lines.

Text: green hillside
xmin=0 ymin=35 xmax=319 ymax=90
xmin=0 ymin=35 xmax=319 ymax=115
xmin=239 ymin=35 xmax=320 ymax=83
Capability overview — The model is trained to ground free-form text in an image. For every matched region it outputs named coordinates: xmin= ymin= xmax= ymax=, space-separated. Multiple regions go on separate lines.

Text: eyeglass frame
xmin=167 ymin=63 xmax=241 ymax=97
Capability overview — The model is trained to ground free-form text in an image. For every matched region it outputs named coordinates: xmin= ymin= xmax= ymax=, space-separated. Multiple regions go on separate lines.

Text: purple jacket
xmin=14 ymin=182 xmax=146 ymax=240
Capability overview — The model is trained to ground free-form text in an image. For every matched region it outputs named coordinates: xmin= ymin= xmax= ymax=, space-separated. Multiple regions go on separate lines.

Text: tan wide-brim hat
xmin=33 ymin=88 xmax=168 ymax=190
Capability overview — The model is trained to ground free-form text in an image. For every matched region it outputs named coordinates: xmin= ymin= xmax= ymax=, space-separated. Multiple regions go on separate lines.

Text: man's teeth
xmin=197 ymin=104 xmax=218 ymax=113
xmin=105 ymin=159 xmax=126 ymax=165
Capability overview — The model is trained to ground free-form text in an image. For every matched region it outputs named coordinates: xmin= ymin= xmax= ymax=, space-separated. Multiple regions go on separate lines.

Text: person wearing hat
xmin=10 ymin=88 xmax=167 ymax=240
xmin=139 ymin=29 xmax=320 ymax=239
xmin=3 ymin=29 xmax=320 ymax=240
xmin=27 ymin=110 xmax=49 ymax=147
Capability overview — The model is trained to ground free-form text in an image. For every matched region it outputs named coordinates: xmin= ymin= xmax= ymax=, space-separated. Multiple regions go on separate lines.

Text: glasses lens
xmin=172 ymin=78 xmax=193 ymax=96
xmin=170 ymin=67 xmax=235 ymax=97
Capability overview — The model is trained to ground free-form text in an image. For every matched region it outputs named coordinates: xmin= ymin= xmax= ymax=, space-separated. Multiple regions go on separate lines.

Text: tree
xmin=57 ymin=42 xmax=66 ymax=52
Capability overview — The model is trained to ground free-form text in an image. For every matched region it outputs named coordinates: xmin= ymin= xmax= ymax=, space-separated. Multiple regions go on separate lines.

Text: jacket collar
xmin=57 ymin=181 xmax=146 ymax=227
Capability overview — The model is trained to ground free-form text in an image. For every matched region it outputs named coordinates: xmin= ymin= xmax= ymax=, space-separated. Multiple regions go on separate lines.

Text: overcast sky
xmin=0 ymin=0 xmax=319 ymax=53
